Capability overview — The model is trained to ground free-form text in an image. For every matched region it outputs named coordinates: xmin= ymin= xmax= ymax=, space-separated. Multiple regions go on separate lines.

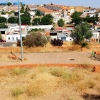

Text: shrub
xmin=80 ymin=41 xmax=88 ymax=48
xmin=23 ymin=32 xmax=48 ymax=47
xmin=16 ymin=39 xmax=21 ymax=46
xmin=51 ymin=38 xmax=63 ymax=46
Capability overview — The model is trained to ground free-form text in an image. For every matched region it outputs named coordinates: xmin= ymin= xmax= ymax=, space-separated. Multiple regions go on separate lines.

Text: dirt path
xmin=0 ymin=51 xmax=100 ymax=67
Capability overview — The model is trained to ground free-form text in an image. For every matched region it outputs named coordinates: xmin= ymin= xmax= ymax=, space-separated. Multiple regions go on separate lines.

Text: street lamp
xmin=18 ymin=0 xmax=24 ymax=61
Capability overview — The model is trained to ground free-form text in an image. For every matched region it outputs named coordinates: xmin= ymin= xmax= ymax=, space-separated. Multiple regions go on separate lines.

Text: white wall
xmin=28 ymin=25 xmax=53 ymax=31
xmin=50 ymin=36 xmax=57 ymax=40
xmin=92 ymin=31 xmax=99 ymax=43
xmin=6 ymin=34 xmax=26 ymax=42
xmin=1 ymin=14 xmax=8 ymax=19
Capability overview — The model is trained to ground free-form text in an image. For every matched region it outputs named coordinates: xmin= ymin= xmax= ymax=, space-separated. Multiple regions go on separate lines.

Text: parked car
xmin=0 ymin=39 xmax=6 ymax=42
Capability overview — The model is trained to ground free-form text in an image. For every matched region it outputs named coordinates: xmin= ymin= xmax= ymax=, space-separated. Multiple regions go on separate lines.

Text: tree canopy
xmin=35 ymin=10 xmax=41 ymax=16
xmin=20 ymin=12 xmax=31 ymax=25
xmin=8 ymin=17 xmax=18 ymax=23
xmin=32 ymin=18 xmax=41 ymax=25
xmin=7 ymin=2 xmax=12 ymax=6
xmin=20 ymin=4 xmax=25 ymax=13
xmin=71 ymin=22 xmax=93 ymax=44
xmin=57 ymin=19 xmax=64 ymax=27
xmin=71 ymin=11 xmax=82 ymax=25
xmin=82 ymin=14 xmax=98 ymax=24
xmin=0 ymin=17 xmax=7 ymax=23
xmin=41 ymin=14 xmax=53 ymax=25
xmin=25 ymin=5 xmax=30 ymax=12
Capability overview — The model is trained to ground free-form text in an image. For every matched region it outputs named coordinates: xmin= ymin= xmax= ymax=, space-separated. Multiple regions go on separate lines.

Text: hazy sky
xmin=1 ymin=0 xmax=100 ymax=8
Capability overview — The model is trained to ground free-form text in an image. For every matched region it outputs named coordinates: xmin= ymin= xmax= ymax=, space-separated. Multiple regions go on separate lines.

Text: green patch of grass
xmin=50 ymin=67 xmax=82 ymax=83
xmin=11 ymin=88 xmax=23 ymax=97
xmin=11 ymin=68 xmax=27 ymax=75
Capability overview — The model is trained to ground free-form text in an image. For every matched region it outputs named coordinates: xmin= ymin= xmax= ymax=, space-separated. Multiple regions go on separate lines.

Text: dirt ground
xmin=0 ymin=42 xmax=100 ymax=67
xmin=0 ymin=51 xmax=100 ymax=67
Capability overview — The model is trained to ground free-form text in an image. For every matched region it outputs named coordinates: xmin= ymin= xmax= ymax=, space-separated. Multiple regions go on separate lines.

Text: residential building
xmin=91 ymin=31 xmax=100 ymax=43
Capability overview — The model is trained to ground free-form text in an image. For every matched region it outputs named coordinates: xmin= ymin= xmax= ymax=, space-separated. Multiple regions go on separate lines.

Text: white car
xmin=66 ymin=37 xmax=73 ymax=41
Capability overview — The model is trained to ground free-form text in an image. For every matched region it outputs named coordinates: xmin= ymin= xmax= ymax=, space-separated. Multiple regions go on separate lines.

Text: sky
xmin=1 ymin=0 xmax=100 ymax=8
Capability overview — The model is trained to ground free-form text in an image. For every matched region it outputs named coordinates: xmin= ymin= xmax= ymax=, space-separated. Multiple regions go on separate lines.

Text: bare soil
xmin=0 ymin=42 xmax=100 ymax=67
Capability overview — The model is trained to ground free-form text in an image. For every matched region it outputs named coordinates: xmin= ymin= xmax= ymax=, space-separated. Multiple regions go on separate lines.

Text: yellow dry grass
xmin=0 ymin=67 xmax=100 ymax=100
xmin=0 ymin=42 xmax=100 ymax=54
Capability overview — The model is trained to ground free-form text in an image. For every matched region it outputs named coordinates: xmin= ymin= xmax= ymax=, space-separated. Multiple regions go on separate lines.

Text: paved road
xmin=0 ymin=51 xmax=100 ymax=67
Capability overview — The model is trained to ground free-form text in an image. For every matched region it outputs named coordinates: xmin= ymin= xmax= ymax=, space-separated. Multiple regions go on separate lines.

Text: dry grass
xmin=0 ymin=42 xmax=81 ymax=53
xmin=0 ymin=42 xmax=100 ymax=54
xmin=0 ymin=67 xmax=100 ymax=100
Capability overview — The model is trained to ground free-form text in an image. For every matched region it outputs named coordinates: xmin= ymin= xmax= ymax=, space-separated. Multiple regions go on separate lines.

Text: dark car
xmin=0 ymin=39 xmax=6 ymax=42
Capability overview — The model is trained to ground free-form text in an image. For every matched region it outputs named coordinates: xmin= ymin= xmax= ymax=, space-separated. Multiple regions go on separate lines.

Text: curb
xmin=0 ymin=63 xmax=100 ymax=72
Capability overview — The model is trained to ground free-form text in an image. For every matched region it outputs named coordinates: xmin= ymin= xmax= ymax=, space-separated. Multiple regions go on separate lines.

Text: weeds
xmin=11 ymin=88 xmax=23 ymax=97
xmin=77 ymin=80 xmax=96 ymax=92
xmin=50 ymin=67 xmax=82 ymax=83
xmin=0 ymin=67 xmax=100 ymax=100
xmin=86 ymin=80 xmax=96 ymax=88
xmin=26 ymin=73 xmax=58 ymax=97
xmin=12 ymin=68 xmax=27 ymax=75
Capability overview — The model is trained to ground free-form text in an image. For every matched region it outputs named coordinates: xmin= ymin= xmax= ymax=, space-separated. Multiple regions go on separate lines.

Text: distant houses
xmin=0 ymin=3 xmax=100 ymax=46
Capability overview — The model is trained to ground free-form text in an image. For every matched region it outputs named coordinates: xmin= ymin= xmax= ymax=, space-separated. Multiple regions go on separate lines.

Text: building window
xmin=8 ymin=37 xmax=10 ymax=40
xmin=12 ymin=37 xmax=14 ymax=40
xmin=16 ymin=37 xmax=18 ymax=40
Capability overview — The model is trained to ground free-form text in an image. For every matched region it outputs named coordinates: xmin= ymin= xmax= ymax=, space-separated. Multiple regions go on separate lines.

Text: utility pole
xmin=18 ymin=0 xmax=24 ymax=61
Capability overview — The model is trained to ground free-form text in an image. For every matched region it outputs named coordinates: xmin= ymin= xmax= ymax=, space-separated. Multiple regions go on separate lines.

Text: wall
xmin=6 ymin=34 xmax=26 ymax=42
xmin=28 ymin=25 xmax=53 ymax=31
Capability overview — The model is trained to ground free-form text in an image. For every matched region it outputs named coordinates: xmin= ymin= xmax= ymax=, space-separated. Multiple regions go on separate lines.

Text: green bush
xmin=51 ymin=38 xmax=63 ymax=46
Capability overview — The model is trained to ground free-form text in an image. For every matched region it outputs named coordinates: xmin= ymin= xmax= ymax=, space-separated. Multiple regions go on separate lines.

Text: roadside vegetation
xmin=23 ymin=32 xmax=49 ymax=47
xmin=0 ymin=67 xmax=100 ymax=100
xmin=71 ymin=22 xmax=93 ymax=48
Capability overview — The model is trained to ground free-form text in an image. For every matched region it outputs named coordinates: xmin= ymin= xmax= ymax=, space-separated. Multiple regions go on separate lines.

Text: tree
xmin=22 ymin=11 xmax=31 ymax=18
xmin=23 ymin=32 xmax=48 ymax=47
xmin=0 ymin=23 xmax=8 ymax=28
xmin=0 ymin=17 xmax=7 ymax=23
xmin=35 ymin=10 xmax=41 ymax=16
xmin=41 ymin=14 xmax=53 ymax=25
xmin=51 ymin=38 xmax=63 ymax=46
xmin=20 ymin=4 xmax=25 ymax=13
xmin=82 ymin=14 xmax=98 ymax=24
xmin=20 ymin=12 xmax=31 ymax=25
xmin=8 ymin=17 xmax=18 ymax=23
xmin=32 ymin=18 xmax=41 ymax=25
xmin=57 ymin=19 xmax=64 ymax=27
xmin=25 ymin=5 xmax=30 ymax=12
xmin=71 ymin=11 xmax=82 ymax=25
xmin=21 ymin=16 xmax=31 ymax=25
xmin=7 ymin=2 xmax=12 ymax=6
xmin=71 ymin=22 xmax=93 ymax=44
xmin=1 ymin=10 xmax=6 ymax=14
